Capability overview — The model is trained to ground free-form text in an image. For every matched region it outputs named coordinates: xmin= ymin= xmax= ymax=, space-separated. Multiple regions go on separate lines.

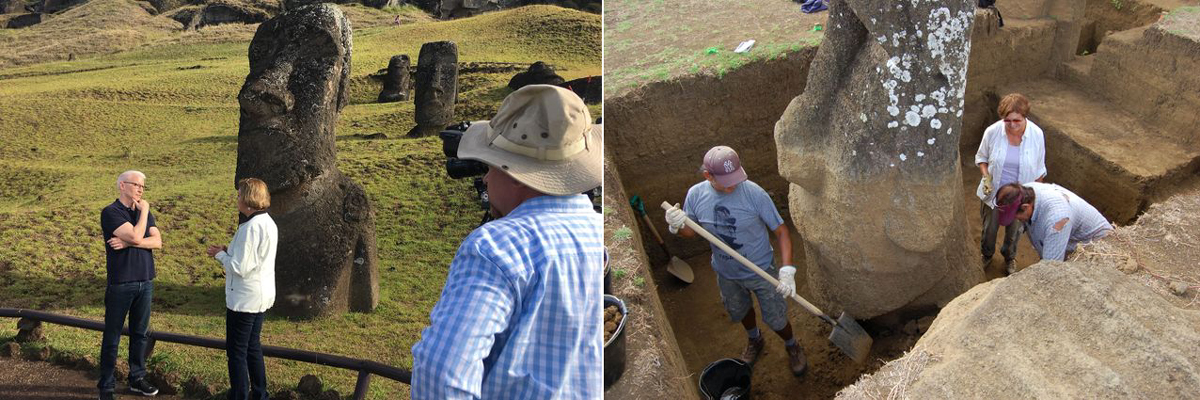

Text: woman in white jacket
xmin=206 ymin=178 xmax=277 ymax=400
xmin=975 ymin=93 xmax=1046 ymax=275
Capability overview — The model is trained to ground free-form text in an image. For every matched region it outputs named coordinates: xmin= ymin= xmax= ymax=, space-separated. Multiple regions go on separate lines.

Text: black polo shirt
xmin=100 ymin=199 xmax=157 ymax=284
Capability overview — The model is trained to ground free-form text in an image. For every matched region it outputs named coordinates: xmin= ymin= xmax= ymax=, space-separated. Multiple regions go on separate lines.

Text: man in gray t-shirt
xmin=665 ymin=146 xmax=807 ymax=377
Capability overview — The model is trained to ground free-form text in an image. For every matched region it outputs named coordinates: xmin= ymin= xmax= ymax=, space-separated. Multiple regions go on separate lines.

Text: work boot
xmin=739 ymin=335 xmax=765 ymax=366
xmin=786 ymin=343 xmax=808 ymax=377
xmin=1005 ymin=259 xmax=1017 ymax=275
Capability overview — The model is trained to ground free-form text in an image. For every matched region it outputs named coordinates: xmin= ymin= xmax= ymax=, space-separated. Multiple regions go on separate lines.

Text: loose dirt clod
xmin=604 ymin=305 xmax=624 ymax=343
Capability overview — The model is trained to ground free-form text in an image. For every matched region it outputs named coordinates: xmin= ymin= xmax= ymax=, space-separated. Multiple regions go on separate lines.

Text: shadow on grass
xmin=182 ymin=135 xmax=237 ymax=144
xmin=0 ymin=271 xmax=228 ymax=318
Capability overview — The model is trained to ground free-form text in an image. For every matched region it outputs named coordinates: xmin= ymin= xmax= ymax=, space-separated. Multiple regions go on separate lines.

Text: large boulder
xmin=1 ymin=0 xmax=27 ymax=14
xmin=377 ymin=54 xmax=410 ymax=103
xmin=4 ymin=11 xmax=39 ymax=27
xmin=406 ymin=41 xmax=458 ymax=138
xmin=839 ymin=260 xmax=1200 ymax=398
xmin=507 ymin=61 xmax=564 ymax=91
xmin=236 ymin=2 xmax=379 ymax=318
xmin=773 ymin=0 xmax=983 ymax=319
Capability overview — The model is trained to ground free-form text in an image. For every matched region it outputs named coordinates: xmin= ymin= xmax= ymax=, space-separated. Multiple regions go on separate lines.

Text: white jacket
xmin=975 ymin=119 xmax=1047 ymax=208
xmin=215 ymin=212 xmax=277 ymax=313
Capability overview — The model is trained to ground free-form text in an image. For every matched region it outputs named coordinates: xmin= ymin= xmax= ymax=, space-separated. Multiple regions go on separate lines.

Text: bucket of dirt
xmin=603 ymin=294 xmax=628 ymax=388
xmin=699 ymin=358 xmax=752 ymax=399
xmin=603 ymin=246 xmax=612 ymax=294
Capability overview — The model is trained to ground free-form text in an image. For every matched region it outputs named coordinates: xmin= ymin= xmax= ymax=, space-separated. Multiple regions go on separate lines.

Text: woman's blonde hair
xmin=238 ymin=178 xmax=270 ymax=210
xmin=998 ymin=93 xmax=1031 ymax=118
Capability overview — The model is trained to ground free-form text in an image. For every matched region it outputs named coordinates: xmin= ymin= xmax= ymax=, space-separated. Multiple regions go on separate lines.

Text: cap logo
xmin=723 ymin=160 xmax=734 ymax=173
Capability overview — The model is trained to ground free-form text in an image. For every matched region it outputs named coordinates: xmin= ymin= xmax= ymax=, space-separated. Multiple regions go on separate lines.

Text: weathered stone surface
xmin=377 ymin=54 xmax=410 ymax=103
xmin=5 ymin=12 xmax=40 ymax=28
xmin=507 ymin=61 xmax=564 ymax=91
xmin=15 ymin=318 xmax=44 ymax=342
xmin=839 ymin=260 xmax=1200 ymax=399
xmin=0 ymin=341 xmax=20 ymax=357
xmin=39 ymin=0 xmax=85 ymax=13
xmin=238 ymin=2 xmax=379 ymax=318
xmin=407 ymin=41 xmax=458 ymax=137
xmin=1 ymin=0 xmax=27 ymax=14
xmin=774 ymin=0 xmax=983 ymax=319
xmin=297 ymin=374 xmax=323 ymax=396
xmin=271 ymin=389 xmax=301 ymax=400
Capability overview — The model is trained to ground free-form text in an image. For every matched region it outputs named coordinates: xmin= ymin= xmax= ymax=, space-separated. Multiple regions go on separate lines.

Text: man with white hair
xmin=411 ymin=85 xmax=603 ymax=399
xmin=97 ymin=170 xmax=162 ymax=400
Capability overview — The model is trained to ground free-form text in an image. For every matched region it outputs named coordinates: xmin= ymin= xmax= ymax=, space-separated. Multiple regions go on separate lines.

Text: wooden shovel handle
xmin=661 ymin=201 xmax=833 ymax=323
xmin=640 ymin=214 xmax=666 ymax=245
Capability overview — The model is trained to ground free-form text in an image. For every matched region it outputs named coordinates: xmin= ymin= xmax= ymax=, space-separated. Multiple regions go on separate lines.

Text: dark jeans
xmin=980 ymin=200 xmax=1024 ymax=261
xmin=98 ymin=280 xmax=153 ymax=393
xmin=226 ymin=308 xmax=268 ymax=400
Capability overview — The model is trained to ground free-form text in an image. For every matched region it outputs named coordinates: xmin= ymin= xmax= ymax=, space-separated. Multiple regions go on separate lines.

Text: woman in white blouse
xmin=206 ymin=178 xmax=277 ymax=400
xmin=974 ymin=93 xmax=1046 ymax=275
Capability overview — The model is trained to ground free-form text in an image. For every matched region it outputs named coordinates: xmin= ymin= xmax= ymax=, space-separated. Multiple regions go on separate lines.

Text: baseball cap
xmin=996 ymin=189 xmax=1024 ymax=226
xmin=703 ymin=146 xmax=748 ymax=188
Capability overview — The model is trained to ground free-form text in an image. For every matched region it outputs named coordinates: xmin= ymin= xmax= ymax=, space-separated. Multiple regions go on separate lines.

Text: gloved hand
xmin=665 ymin=203 xmax=687 ymax=234
xmin=776 ymin=265 xmax=797 ymax=298
xmin=982 ymin=174 xmax=994 ymax=196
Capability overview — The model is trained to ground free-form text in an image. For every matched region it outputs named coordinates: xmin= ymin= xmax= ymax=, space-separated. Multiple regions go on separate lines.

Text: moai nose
xmin=239 ymin=64 xmax=295 ymax=119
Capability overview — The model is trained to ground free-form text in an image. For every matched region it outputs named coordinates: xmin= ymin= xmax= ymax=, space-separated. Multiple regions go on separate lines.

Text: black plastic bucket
xmin=603 ymin=246 xmax=612 ymax=294
xmin=603 ymin=294 xmax=628 ymax=388
xmin=699 ymin=358 xmax=752 ymax=400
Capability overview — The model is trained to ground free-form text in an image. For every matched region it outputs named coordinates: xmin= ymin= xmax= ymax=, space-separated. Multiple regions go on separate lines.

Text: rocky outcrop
xmin=839 ymin=260 xmax=1200 ymax=399
xmin=507 ymin=61 xmax=564 ymax=91
xmin=169 ymin=0 xmax=278 ymax=30
xmin=774 ymin=0 xmax=983 ymax=319
xmin=1 ymin=0 xmax=29 ymax=14
xmin=4 ymin=11 xmax=39 ymax=27
xmin=237 ymin=3 xmax=379 ymax=318
xmin=559 ymin=75 xmax=600 ymax=104
xmin=406 ymin=41 xmax=458 ymax=137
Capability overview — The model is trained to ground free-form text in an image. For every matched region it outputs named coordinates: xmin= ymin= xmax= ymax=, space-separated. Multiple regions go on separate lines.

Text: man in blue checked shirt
xmin=994 ymin=182 xmax=1113 ymax=264
xmin=411 ymin=84 xmax=603 ymax=399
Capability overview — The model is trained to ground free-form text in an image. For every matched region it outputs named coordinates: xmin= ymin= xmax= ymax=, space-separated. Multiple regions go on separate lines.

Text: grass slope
xmin=0 ymin=5 xmax=599 ymax=398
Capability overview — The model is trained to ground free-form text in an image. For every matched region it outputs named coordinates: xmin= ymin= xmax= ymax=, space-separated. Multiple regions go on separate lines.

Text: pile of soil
xmin=604 ymin=304 xmax=623 ymax=343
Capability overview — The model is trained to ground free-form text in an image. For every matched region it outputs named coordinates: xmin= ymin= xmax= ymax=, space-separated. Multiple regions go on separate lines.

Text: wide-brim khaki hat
xmin=457 ymin=84 xmax=602 ymax=196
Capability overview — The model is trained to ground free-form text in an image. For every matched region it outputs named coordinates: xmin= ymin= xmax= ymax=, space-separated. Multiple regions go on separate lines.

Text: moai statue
xmin=407 ymin=41 xmax=458 ymax=138
xmin=236 ymin=3 xmax=380 ymax=318
xmin=774 ymin=0 xmax=983 ymax=319
xmin=378 ymin=54 xmax=411 ymax=103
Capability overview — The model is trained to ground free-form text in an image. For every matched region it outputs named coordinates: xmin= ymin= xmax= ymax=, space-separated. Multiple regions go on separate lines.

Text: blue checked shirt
xmin=411 ymin=194 xmax=603 ymax=399
xmin=1025 ymin=182 xmax=1113 ymax=261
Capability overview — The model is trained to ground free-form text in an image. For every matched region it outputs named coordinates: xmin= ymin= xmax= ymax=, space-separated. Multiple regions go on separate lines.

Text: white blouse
xmin=215 ymin=212 xmax=278 ymax=313
xmin=975 ymin=119 xmax=1047 ymax=208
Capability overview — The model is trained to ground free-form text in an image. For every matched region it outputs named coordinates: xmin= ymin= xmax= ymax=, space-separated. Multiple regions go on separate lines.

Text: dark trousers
xmin=226 ymin=308 xmax=268 ymax=400
xmin=98 ymin=280 xmax=153 ymax=393
xmin=980 ymin=200 xmax=1024 ymax=261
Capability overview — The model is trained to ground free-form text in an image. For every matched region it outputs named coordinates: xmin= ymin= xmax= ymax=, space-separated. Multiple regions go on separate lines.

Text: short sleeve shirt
xmin=683 ymin=180 xmax=785 ymax=280
xmin=100 ymin=199 xmax=157 ymax=284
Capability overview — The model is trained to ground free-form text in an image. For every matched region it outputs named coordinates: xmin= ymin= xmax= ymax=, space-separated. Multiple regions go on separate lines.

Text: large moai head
xmin=237 ymin=2 xmax=352 ymax=193
xmin=774 ymin=0 xmax=983 ymax=319
xmin=378 ymin=54 xmax=411 ymax=103
xmin=236 ymin=3 xmax=379 ymax=318
xmin=408 ymin=40 xmax=458 ymax=137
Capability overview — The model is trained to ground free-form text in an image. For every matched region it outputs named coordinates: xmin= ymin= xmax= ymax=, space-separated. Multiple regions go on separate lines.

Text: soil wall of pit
xmin=605 ymin=47 xmax=818 ymax=259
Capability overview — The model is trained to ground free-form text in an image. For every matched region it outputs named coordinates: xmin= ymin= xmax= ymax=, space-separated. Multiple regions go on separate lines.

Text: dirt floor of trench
xmin=641 ymin=167 xmax=1041 ymax=398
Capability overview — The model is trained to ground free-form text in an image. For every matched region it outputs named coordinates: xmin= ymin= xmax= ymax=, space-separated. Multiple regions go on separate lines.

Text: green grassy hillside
xmin=0 ymin=4 xmax=599 ymax=398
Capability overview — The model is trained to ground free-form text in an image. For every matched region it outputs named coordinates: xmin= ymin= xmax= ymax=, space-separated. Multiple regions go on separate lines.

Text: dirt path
xmin=652 ymin=171 xmax=1041 ymax=398
xmin=0 ymin=357 xmax=183 ymax=400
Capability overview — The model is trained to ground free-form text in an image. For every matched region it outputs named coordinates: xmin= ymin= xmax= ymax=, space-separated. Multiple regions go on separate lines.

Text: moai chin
xmin=236 ymin=3 xmax=380 ymax=318
xmin=774 ymin=0 xmax=984 ymax=319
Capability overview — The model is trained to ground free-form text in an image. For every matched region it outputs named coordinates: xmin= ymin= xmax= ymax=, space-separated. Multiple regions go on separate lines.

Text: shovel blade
xmin=827 ymin=311 xmax=873 ymax=364
xmin=666 ymin=256 xmax=695 ymax=283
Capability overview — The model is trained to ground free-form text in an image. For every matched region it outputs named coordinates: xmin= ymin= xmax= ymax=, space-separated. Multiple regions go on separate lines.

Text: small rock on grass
xmin=271 ymin=389 xmax=301 ymax=400
xmin=317 ymin=389 xmax=341 ymax=400
xmin=298 ymin=374 xmax=323 ymax=396
xmin=1 ymin=341 xmax=20 ymax=357
xmin=1118 ymin=258 xmax=1139 ymax=274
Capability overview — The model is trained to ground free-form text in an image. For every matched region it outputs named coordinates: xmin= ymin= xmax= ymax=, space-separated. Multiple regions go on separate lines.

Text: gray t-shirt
xmin=684 ymin=180 xmax=784 ymax=280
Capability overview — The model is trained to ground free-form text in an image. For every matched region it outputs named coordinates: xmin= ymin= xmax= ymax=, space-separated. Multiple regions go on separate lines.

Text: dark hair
xmin=996 ymin=183 xmax=1034 ymax=207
